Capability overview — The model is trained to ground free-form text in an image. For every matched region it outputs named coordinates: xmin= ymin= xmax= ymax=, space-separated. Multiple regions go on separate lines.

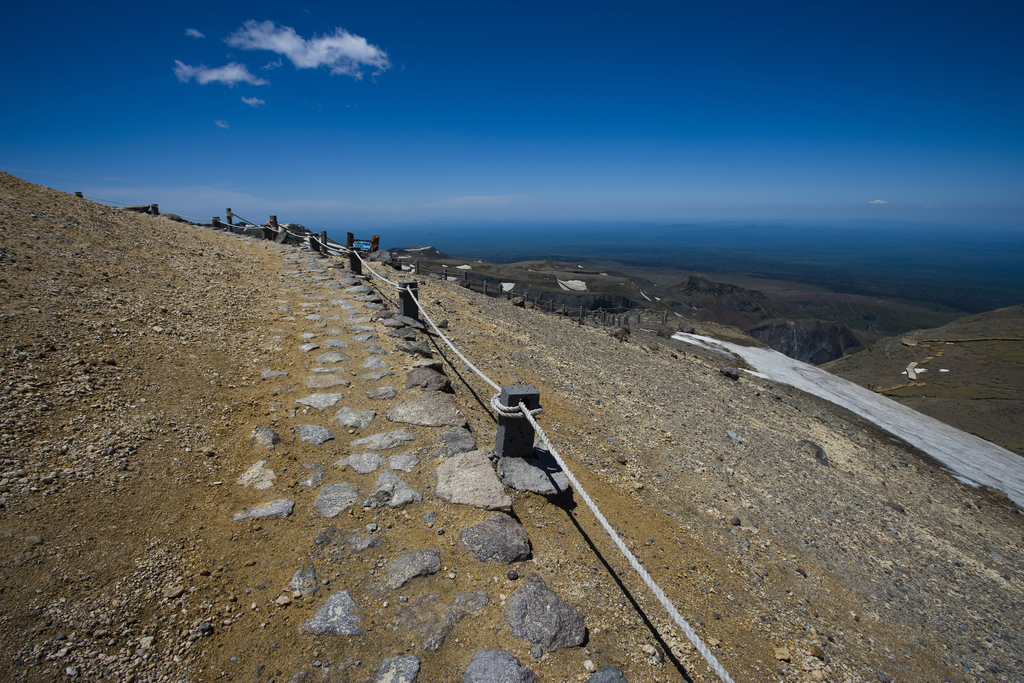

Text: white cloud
xmin=868 ymin=199 xmax=888 ymax=205
xmin=262 ymin=58 xmax=283 ymax=70
xmin=184 ymin=28 xmax=205 ymax=39
xmin=174 ymin=60 xmax=269 ymax=87
xmin=241 ymin=96 xmax=265 ymax=108
xmin=214 ymin=120 xmax=230 ymax=129
xmin=226 ymin=20 xmax=391 ymax=79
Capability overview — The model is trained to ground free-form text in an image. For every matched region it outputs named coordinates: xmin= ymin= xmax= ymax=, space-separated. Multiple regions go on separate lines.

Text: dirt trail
xmin=1 ymin=172 xmax=1021 ymax=683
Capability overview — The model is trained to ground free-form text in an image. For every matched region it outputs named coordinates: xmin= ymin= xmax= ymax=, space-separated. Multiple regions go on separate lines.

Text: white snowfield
xmin=673 ymin=333 xmax=1024 ymax=508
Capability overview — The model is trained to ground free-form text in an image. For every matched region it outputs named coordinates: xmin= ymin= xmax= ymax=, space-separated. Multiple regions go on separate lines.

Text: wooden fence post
xmin=226 ymin=209 xmax=233 ymax=226
xmin=212 ymin=217 xmax=222 ymax=228
xmin=150 ymin=204 xmax=159 ymax=215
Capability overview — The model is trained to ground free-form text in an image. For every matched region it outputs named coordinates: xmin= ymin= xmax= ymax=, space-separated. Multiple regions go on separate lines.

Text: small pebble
xmin=507 ymin=569 xmax=519 ymax=580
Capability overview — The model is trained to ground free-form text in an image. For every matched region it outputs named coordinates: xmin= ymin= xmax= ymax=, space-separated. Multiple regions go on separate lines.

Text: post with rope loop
xmin=74 ymin=192 xmax=83 ymax=198
xmin=398 ymin=281 xmax=420 ymax=322
xmin=226 ymin=209 xmax=233 ymax=226
xmin=348 ymin=250 xmax=362 ymax=275
xmin=494 ymin=385 xmax=541 ymax=459
xmin=212 ymin=217 xmax=222 ymax=229
xmin=320 ymin=231 xmax=328 ymax=253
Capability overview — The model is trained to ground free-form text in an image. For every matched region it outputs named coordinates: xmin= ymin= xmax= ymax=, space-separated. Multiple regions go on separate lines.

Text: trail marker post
xmin=494 ymin=385 xmax=541 ymax=459
xmin=398 ymin=281 xmax=420 ymax=322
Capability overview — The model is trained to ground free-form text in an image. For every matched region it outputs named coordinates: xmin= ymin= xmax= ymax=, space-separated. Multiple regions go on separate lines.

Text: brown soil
xmin=1 ymin=172 xmax=1021 ymax=683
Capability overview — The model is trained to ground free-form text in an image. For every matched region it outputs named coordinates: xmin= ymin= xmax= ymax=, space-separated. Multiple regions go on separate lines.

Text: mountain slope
xmin=823 ymin=305 xmax=1024 ymax=455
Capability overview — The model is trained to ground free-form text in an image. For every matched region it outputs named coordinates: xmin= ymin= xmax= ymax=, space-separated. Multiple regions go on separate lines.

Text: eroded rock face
xmin=747 ymin=318 xmax=862 ymax=365
xmin=504 ymin=574 xmax=585 ymax=651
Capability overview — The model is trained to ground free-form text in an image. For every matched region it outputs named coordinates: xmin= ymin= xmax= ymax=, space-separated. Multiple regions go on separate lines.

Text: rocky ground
xmin=1 ymin=171 xmax=1021 ymax=683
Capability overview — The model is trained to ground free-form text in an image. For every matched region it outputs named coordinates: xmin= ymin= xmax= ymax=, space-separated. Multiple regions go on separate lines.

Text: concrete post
xmin=320 ymin=231 xmax=328 ymax=252
xmin=226 ymin=209 xmax=233 ymax=226
xmin=74 ymin=192 xmax=83 ymax=198
xmin=483 ymin=282 xmax=488 ymax=296
xmin=212 ymin=217 xmax=222 ymax=228
xmin=398 ymin=281 xmax=420 ymax=321
xmin=348 ymin=251 xmax=362 ymax=275
xmin=413 ymin=260 xmax=420 ymax=275
xmin=494 ymin=385 xmax=541 ymax=459
xmin=150 ymin=204 xmax=159 ymax=215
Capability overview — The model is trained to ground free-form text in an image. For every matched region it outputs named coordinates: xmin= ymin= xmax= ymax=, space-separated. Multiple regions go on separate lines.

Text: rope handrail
xmin=382 ymin=274 xmax=733 ymax=682
xmin=82 ymin=194 xmax=135 ymax=207
xmin=520 ymin=404 xmax=735 ymax=683
xmin=398 ymin=283 xmax=502 ymax=393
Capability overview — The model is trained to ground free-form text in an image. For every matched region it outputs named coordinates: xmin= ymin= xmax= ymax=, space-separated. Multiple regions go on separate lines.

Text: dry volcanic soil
xmin=1 ymin=171 xmax=1022 ymax=683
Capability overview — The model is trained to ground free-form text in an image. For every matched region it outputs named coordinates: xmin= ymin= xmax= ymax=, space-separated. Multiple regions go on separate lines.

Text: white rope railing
xmin=520 ymin=405 xmax=735 ymax=683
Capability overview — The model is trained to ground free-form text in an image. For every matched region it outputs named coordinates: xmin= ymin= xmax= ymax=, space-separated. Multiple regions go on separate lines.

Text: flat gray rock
xmin=460 ymin=514 xmax=531 ymax=563
xmin=324 ymin=339 xmax=349 ymax=348
xmin=351 ymin=333 xmax=378 ymax=342
xmin=386 ymin=392 xmax=467 ymax=428
xmin=315 ymin=351 xmax=349 ymax=363
xmin=463 ymin=650 xmax=538 ymax=683
xmin=405 ymin=367 xmax=452 ymax=393
xmin=298 ymin=343 xmax=320 ymax=353
xmin=436 ymin=428 xmax=476 ymax=457
xmin=397 ymin=591 xmax=488 ymax=652
xmin=390 ymin=452 xmax=419 ymax=472
xmin=363 ymin=343 xmax=388 ymax=355
xmin=233 ymin=499 xmax=294 ymax=521
xmin=386 ymin=328 xmax=418 ymax=340
xmin=296 ymin=393 xmax=345 ymax=411
xmin=289 ymin=565 xmax=319 ymax=598
xmin=250 ymin=426 xmax=280 ymax=450
xmin=396 ymin=340 xmax=433 ymax=357
xmin=338 ymin=452 xmax=384 ymax=474
xmin=314 ymin=483 xmax=360 ymax=518
xmin=346 ymin=285 xmax=373 ymax=294
xmin=314 ymin=527 xmax=381 ymax=554
xmin=387 ymin=548 xmax=441 ymax=589
xmin=363 ymin=355 xmax=390 ymax=369
xmin=375 ymin=655 xmax=420 ymax=683
xmin=261 ymin=369 xmax=289 ymax=379
xmin=374 ymin=470 xmax=422 ymax=508
xmin=587 ymin=667 xmax=627 ymax=683
xmin=302 ymin=333 xmax=318 ymax=340
xmin=393 ymin=315 xmax=425 ymax=330
xmin=497 ymin=454 xmax=570 ymax=496
xmin=333 ymin=406 xmax=376 ymax=430
xmin=305 ymin=314 xmax=325 ymax=321
xmin=302 ymin=590 xmax=363 ymax=636
xmin=351 ymin=325 xmax=376 ymax=333
xmin=360 ymin=370 xmax=394 ymax=381
xmin=236 ymin=460 xmax=277 ymax=490
xmin=352 ymin=429 xmax=417 ymax=451
xmin=434 ymin=450 xmax=512 ymax=511
xmin=367 ymin=386 xmax=398 ymax=400
xmin=298 ymin=462 xmax=326 ymax=487
xmin=297 ymin=424 xmax=336 ymax=446
xmin=305 ymin=375 xmax=352 ymax=389
xmin=504 ymin=573 xmax=585 ymax=650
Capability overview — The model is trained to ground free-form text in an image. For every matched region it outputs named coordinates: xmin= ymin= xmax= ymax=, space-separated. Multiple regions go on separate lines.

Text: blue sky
xmin=1 ymin=0 xmax=1021 ymax=226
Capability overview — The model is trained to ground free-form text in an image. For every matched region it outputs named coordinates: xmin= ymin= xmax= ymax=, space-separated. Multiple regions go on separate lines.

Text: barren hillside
xmin=1 ymin=172 xmax=1021 ymax=683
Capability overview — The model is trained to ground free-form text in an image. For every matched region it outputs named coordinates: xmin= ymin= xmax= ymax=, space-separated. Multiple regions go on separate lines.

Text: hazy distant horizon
xmin=327 ymin=219 xmax=1024 ymax=316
